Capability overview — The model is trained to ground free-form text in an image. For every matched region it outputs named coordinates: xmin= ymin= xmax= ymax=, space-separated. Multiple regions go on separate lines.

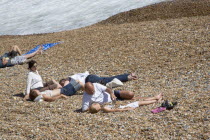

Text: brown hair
xmin=28 ymin=60 xmax=37 ymax=69
xmin=59 ymin=78 xmax=67 ymax=87
xmin=29 ymin=90 xmax=39 ymax=101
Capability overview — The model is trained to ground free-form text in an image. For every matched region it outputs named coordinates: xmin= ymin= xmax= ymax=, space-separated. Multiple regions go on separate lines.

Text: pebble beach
xmin=0 ymin=0 xmax=209 ymax=139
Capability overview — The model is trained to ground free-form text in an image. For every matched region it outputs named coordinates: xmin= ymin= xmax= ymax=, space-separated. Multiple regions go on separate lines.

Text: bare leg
xmin=131 ymin=96 xmax=149 ymax=100
xmin=131 ymin=93 xmax=163 ymax=102
xmin=138 ymin=100 xmax=157 ymax=106
xmin=143 ymin=93 xmax=163 ymax=102
xmin=42 ymin=79 xmax=62 ymax=90
xmin=51 ymin=79 xmax=62 ymax=89
xmin=39 ymin=79 xmax=61 ymax=92
xmin=11 ymin=45 xmax=22 ymax=55
xmin=119 ymin=90 xmax=134 ymax=100
xmin=23 ymin=46 xmax=42 ymax=59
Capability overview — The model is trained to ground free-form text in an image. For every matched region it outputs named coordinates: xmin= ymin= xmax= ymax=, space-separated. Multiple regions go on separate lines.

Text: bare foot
xmin=37 ymin=46 xmax=43 ymax=54
xmin=128 ymin=73 xmax=138 ymax=80
xmin=156 ymin=93 xmax=163 ymax=102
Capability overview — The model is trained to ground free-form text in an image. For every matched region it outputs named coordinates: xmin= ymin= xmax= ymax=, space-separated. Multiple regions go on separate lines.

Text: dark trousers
xmin=85 ymin=74 xmax=129 ymax=85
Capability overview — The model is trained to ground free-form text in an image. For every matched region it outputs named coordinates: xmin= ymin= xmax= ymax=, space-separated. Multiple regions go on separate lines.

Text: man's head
xmin=29 ymin=89 xmax=40 ymax=101
xmin=85 ymin=82 xmax=95 ymax=95
xmin=89 ymin=103 xmax=101 ymax=114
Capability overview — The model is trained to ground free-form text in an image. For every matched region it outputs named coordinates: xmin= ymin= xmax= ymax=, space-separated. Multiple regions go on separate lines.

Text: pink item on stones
xmin=151 ymin=107 xmax=166 ymax=114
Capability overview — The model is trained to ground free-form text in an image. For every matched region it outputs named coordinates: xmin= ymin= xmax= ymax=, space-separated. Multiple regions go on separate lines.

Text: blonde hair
xmin=89 ymin=103 xmax=101 ymax=114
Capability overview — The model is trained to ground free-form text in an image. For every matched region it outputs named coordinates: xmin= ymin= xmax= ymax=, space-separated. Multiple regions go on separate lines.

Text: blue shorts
xmin=60 ymin=83 xmax=76 ymax=96
xmin=114 ymin=90 xmax=124 ymax=101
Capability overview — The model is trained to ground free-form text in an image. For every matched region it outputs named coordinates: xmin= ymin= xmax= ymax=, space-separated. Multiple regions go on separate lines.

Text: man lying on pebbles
xmin=59 ymin=71 xmax=138 ymax=87
xmin=29 ymin=72 xmax=138 ymax=102
xmin=81 ymin=82 xmax=150 ymax=112
xmin=82 ymin=82 xmax=163 ymax=113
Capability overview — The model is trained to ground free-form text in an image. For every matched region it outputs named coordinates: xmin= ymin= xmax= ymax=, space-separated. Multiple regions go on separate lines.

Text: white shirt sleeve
xmin=94 ymin=83 xmax=107 ymax=92
xmin=26 ymin=73 xmax=32 ymax=95
xmin=34 ymin=95 xmax=44 ymax=102
xmin=70 ymin=71 xmax=89 ymax=85
xmin=82 ymin=92 xmax=92 ymax=112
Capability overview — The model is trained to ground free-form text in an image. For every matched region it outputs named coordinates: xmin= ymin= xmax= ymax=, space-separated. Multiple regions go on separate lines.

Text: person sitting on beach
xmin=59 ymin=71 xmax=138 ymax=87
xmin=81 ymin=82 xmax=138 ymax=112
xmin=24 ymin=60 xmax=62 ymax=100
xmin=88 ymin=93 xmax=163 ymax=113
xmin=0 ymin=45 xmax=42 ymax=68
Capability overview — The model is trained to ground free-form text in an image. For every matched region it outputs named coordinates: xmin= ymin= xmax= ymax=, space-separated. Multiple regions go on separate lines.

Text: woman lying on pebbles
xmin=29 ymin=89 xmax=68 ymax=102
xmin=29 ymin=77 xmax=86 ymax=102
xmin=88 ymin=93 xmax=163 ymax=114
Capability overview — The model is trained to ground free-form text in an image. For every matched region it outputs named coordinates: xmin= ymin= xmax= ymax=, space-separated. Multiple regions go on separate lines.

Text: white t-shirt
xmin=70 ymin=71 xmax=89 ymax=85
xmin=82 ymin=83 xmax=112 ymax=111
xmin=25 ymin=71 xmax=44 ymax=95
xmin=34 ymin=90 xmax=53 ymax=102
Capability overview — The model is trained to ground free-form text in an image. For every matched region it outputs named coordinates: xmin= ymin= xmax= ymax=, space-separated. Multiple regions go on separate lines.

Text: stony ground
xmin=0 ymin=0 xmax=209 ymax=139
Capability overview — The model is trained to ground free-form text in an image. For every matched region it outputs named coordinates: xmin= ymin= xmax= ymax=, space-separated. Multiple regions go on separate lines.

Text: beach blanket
xmin=23 ymin=42 xmax=62 ymax=55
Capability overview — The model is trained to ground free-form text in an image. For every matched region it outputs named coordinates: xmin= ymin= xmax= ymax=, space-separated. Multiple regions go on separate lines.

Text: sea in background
xmin=0 ymin=0 xmax=169 ymax=35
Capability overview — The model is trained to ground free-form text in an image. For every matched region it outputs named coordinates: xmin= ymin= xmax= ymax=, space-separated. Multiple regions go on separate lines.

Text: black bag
xmin=161 ymin=100 xmax=177 ymax=110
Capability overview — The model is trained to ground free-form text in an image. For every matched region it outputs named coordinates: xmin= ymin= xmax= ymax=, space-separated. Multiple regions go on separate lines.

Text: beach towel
xmin=23 ymin=42 xmax=62 ymax=55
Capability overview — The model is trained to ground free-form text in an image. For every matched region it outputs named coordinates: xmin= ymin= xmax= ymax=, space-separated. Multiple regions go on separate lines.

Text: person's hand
xmin=61 ymin=94 xmax=68 ymax=99
xmin=105 ymin=88 xmax=116 ymax=101
xmin=110 ymin=92 xmax=116 ymax=101
xmin=37 ymin=45 xmax=43 ymax=54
